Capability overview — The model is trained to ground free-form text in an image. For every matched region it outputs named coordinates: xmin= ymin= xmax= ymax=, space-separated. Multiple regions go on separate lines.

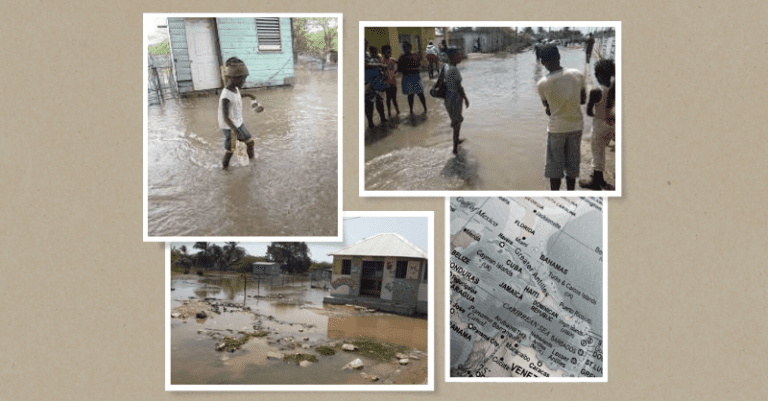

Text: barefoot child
xmin=443 ymin=47 xmax=470 ymax=154
xmin=580 ymin=59 xmax=616 ymax=190
xmin=536 ymin=45 xmax=586 ymax=190
xmin=219 ymin=57 xmax=257 ymax=170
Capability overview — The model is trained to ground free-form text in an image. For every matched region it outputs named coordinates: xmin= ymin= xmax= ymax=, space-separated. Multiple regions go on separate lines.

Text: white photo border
xmin=144 ymin=13 xmax=344 ymax=242
xmin=443 ymin=196 xmax=608 ymax=382
xmin=165 ymin=210 xmax=435 ymax=391
xmin=359 ymin=21 xmax=621 ymax=198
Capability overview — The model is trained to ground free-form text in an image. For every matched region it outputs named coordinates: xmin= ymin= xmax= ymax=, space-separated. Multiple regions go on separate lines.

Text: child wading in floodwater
xmin=443 ymin=47 xmax=470 ymax=154
xmin=580 ymin=59 xmax=616 ymax=190
xmin=536 ymin=45 xmax=586 ymax=190
xmin=219 ymin=57 xmax=258 ymax=170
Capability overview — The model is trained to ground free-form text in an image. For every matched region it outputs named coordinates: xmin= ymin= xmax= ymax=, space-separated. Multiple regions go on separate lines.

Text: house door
xmin=360 ymin=261 xmax=384 ymax=297
xmin=185 ymin=18 xmax=220 ymax=91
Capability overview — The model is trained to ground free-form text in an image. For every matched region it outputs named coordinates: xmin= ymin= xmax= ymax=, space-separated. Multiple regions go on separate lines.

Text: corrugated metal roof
xmin=328 ymin=233 xmax=427 ymax=259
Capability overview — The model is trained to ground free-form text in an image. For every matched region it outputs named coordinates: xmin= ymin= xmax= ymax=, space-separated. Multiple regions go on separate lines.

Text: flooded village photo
xmin=363 ymin=24 xmax=619 ymax=192
xmin=167 ymin=215 xmax=432 ymax=387
xmin=145 ymin=15 xmax=341 ymax=238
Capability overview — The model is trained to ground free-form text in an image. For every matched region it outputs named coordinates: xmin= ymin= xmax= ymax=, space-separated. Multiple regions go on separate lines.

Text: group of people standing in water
xmin=364 ymin=39 xmax=470 ymax=154
xmin=364 ymin=36 xmax=616 ymax=191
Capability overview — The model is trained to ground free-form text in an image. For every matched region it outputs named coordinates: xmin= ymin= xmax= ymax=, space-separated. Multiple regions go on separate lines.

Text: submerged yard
xmin=170 ymin=274 xmax=428 ymax=385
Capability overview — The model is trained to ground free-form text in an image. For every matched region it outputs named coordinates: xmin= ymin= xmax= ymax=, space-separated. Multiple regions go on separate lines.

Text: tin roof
xmin=328 ymin=233 xmax=427 ymax=259
xmin=252 ymin=262 xmax=279 ymax=266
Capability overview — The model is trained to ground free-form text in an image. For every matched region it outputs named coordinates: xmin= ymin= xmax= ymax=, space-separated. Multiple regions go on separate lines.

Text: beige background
xmin=1 ymin=0 xmax=766 ymax=399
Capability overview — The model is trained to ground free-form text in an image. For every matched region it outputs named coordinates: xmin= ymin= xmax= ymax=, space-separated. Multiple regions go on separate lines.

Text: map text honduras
xmin=449 ymin=197 xmax=604 ymax=379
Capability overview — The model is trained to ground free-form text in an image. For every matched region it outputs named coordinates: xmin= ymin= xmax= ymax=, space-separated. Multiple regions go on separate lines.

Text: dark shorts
xmin=545 ymin=130 xmax=582 ymax=179
xmin=385 ymin=85 xmax=397 ymax=100
xmin=221 ymin=124 xmax=253 ymax=152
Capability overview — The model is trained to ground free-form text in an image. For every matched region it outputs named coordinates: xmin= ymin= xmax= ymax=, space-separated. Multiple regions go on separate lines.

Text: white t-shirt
xmin=218 ymin=87 xmax=243 ymax=129
xmin=537 ymin=68 xmax=585 ymax=133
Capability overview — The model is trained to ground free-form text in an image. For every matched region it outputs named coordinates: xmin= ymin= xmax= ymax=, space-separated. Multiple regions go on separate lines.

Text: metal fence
xmin=148 ymin=54 xmax=179 ymax=106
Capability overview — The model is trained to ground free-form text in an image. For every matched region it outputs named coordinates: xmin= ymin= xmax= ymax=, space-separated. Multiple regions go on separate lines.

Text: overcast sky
xmin=172 ymin=216 xmax=428 ymax=263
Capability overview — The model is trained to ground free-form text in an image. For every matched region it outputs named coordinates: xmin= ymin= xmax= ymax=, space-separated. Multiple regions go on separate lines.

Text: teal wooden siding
xmin=166 ymin=18 xmax=194 ymax=93
xmin=216 ymin=17 xmax=295 ymax=87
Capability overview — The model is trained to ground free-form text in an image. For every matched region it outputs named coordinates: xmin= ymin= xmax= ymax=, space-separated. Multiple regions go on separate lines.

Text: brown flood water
xmin=170 ymin=275 xmax=427 ymax=385
xmin=148 ymin=66 xmax=338 ymax=237
xmin=365 ymin=47 xmax=613 ymax=191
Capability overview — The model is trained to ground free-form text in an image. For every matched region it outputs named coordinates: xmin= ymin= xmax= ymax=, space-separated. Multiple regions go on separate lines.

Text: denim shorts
xmin=221 ymin=124 xmax=253 ymax=152
xmin=545 ymin=130 xmax=582 ymax=179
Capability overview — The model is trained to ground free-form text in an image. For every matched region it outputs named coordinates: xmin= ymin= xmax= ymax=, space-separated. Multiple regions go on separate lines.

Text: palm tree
xmin=222 ymin=242 xmax=246 ymax=272
xmin=173 ymin=245 xmax=194 ymax=273
xmin=193 ymin=242 xmax=215 ymax=271
xmin=209 ymin=244 xmax=225 ymax=277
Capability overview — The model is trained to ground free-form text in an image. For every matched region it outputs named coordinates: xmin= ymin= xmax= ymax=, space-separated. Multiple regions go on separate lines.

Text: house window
xmin=341 ymin=259 xmax=351 ymax=275
xmin=395 ymin=260 xmax=408 ymax=279
xmin=256 ymin=18 xmax=281 ymax=51
xmin=421 ymin=262 xmax=428 ymax=283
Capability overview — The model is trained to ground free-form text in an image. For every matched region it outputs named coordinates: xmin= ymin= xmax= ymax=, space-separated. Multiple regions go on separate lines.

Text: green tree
xmin=148 ymin=39 xmax=170 ymax=55
xmin=193 ymin=242 xmax=217 ymax=270
xmin=292 ymin=17 xmax=338 ymax=57
xmin=266 ymin=242 xmax=312 ymax=274
xmin=171 ymin=245 xmax=194 ymax=272
xmin=221 ymin=242 xmax=246 ymax=272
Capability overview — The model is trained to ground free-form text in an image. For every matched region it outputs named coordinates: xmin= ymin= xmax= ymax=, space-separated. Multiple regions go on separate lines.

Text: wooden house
xmin=166 ymin=17 xmax=296 ymax=94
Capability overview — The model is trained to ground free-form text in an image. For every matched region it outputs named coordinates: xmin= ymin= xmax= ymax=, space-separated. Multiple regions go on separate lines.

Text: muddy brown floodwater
xmin=148 ymin=66 xmax=338 ymax=237
xmin=170 ymin=275 xmax=428 ymax=385
xmin=364 ymin=47 xmax=615 ymax=191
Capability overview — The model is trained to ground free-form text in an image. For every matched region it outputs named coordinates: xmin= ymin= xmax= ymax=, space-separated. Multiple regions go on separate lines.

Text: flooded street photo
xmin=147 ymin=66 xmax=339 ymax=237
xmin=170 ymin=274 xmax=428 ymax=385
xmin=364 ymin=28 xmax=617 ymax=192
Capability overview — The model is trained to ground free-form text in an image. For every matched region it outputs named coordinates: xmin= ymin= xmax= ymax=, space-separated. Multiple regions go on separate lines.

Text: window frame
xmin=256 ymin=17 xmax=282 ymax=51
xmin=395 ymin=260 xmax=408 ymax=279
xmin=341 ymin=259 xmax=352 ymax=275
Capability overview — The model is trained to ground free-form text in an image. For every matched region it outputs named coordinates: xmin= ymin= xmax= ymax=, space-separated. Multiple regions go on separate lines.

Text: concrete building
xmin=364 ymin=27 xmax=436 ymax=62
xmin=324 ymin=233 xmax=428 ymax=315
xmin=166 ymin=17 xmax=296 ymax=94
xmin=449 ymin=28 xmax=518 ymax=57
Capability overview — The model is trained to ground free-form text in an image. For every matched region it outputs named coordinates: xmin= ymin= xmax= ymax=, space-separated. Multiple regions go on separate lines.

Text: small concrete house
xmin=167 ymin=17 xmax=296 ymax=94
xmin=324 ymin=233 xmax=428 ymax=315
xmin=252 ymin=262 xmax=281 ymax=276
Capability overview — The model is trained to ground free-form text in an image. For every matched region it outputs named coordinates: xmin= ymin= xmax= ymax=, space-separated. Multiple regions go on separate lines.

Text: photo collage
xmin=143 ymin=14 xmax=620 ymax=390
